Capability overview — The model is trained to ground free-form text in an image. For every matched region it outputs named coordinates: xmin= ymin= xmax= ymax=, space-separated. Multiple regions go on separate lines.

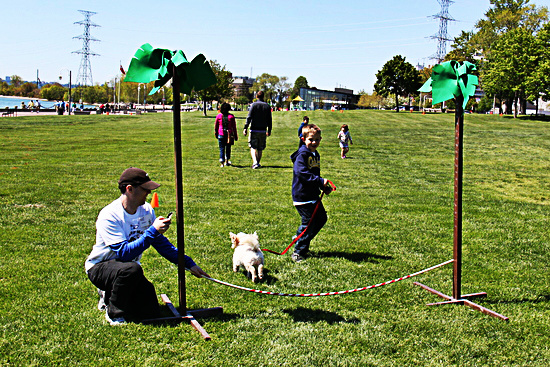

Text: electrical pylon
xmin=72 ymin=10 xmax=100 ymax=86
xmin=430 ymin=0 xmax=455 ymax=63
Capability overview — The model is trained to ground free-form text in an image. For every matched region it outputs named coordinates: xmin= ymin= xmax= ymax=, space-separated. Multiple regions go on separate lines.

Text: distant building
xmin=297 ymin=87 xmax=359 ymax=110
xmin=232 ymin=76 xmax=255 ymax=101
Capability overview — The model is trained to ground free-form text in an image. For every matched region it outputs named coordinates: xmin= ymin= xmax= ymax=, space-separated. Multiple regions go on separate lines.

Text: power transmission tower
xmin=430 ymin=0 xmax=455 ymax=63
xmin=72 ymin=10 xmax=100 ymax=86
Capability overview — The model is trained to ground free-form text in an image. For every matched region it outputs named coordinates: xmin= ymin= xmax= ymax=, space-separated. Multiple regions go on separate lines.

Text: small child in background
xmin=337 ymin=124 xmax=353 ymax=159
xmin=297 ymin=115 xmax=309 ymax=148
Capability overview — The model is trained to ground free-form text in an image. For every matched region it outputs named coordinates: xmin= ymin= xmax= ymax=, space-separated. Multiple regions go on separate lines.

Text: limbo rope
xmin=262 ymin=180 xmax=337 ymax=255
xmin=203 ymin=259 xmax=453 ymax=297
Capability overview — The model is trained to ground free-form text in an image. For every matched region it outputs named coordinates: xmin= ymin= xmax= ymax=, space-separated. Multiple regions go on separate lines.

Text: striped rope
xmin=203 ymin=259 xmax=453 ymax=297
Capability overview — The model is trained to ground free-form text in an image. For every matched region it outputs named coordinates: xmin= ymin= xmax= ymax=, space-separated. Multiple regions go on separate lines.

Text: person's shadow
xmin=311 ymin=251 xmax=392 ymax=264
xmin=481 ymin=294 xmax=550 ymax=305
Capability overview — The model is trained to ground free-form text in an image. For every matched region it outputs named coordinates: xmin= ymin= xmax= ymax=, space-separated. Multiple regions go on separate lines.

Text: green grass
xmin=0 ymin=110 xmax=549 ymax=366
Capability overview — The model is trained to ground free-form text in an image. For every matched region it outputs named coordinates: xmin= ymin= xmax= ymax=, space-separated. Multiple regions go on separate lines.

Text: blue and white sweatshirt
xmin=85 ymin=198 xmax=196 ymax=272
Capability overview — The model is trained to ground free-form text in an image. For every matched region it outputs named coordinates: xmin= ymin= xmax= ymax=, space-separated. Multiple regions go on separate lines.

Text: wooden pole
xmin=172 ymin=64 xmax=187 ymax=312
xmin=453 ymin=95 xmax=464 ymax=300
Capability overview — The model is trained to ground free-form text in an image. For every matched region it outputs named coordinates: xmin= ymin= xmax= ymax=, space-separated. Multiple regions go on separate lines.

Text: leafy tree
xmin=235 ymin=95 xmax=250 ymax=110
xmin=0 ymin=81 xmax=9 ymax=96
xmin=532 ymin=21 xmax=550 ymax=105
xmin=195 ymin=60 xmax=234 ymax=116
xmin=79 ymin=85 xmax=110 ymax=104
xmin=40 ymin=84 xmax=66 ymax=101
xmin=274 ymin=76 xmax=291 ymax=107
xmin=9 ymin=75 xmax=23 ymax=88
xmin=469 ymin=0 xmax=548 ymax=59
xmin=250 ymin=73 xmax=279 ymax=103
xmin=374 ymin=55 xmax=422 ymax=112
xmin=446 ymin=0 xmax=548 ymax=114
xmin=358 ymin=92 xmax=385 ymax=109
xmin=482 ymin=28 xmax=538 ymax=117
xmin=291 ymin=76 xmax=309 ymax=98
xmin=477 ymin=94 xmax=495 ymax=113
xmin=446 ymin=31 xmax=479 ymax=63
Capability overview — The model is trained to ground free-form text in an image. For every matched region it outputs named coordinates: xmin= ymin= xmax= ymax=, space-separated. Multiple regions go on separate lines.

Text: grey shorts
xmin=248 ymin=131 xmax=267 ymax=150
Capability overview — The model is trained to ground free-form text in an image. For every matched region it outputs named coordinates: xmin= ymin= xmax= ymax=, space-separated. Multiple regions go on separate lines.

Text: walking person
xmin=337 ymin=124 xmax=353 ymax=159
xmin=215 ymin=102 xmax=238 ymax=167
xmin=290 ymin=124 xmax=334 ymax=262
xmin=297 ymin=115 xmax=309 ymax=148
xmin=243 ymin=91 xmax=272 ymax=169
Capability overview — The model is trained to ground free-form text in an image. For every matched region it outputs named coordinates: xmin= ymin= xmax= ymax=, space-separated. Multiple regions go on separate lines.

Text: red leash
xmin=262 ymin=180 xmax=336 ymax=255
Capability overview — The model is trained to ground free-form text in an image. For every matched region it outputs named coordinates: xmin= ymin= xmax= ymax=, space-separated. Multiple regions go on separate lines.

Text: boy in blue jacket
xmin=290 ymin=124 xmax=334 ymax=262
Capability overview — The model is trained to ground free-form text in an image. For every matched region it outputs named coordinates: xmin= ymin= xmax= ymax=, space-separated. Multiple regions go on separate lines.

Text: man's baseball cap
xmin=118 ymin=167 xmax=160 ymax=190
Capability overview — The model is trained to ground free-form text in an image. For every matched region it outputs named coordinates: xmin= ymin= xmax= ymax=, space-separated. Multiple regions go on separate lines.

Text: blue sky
xmin=2 ymin=0 xmax=550 ymax=93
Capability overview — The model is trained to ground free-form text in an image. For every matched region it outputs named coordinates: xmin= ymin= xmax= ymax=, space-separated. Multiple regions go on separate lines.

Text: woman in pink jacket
xmin=215 ymin=103 xmax=238 ymax=167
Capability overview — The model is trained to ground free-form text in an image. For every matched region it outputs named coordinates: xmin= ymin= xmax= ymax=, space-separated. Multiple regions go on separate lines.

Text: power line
xmin=430 ymin=0 xmax=455 ymax=63
xmin=72 ymin=10 xmax=100 ymax=86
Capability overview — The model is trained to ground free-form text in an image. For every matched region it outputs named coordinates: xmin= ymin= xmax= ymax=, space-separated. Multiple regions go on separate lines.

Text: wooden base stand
xmin=414 ymin=282 xmax=508 ymax=321
xmin=141 ymin=294 xmax=223 ymax=340
xmin=414 ymin=97 xmax=509 ymax=322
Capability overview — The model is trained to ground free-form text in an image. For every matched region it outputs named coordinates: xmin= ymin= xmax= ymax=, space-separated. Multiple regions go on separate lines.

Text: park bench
xmin=424 ymin=108 xmax=442 ymax=113
xmin=1 ymin=110 xmax=15 ymax=117
xmin=73 ymin=110 xmax=91 ymax=115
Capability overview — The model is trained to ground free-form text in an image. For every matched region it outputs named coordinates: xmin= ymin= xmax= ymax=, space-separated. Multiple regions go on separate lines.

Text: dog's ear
xmin=230 ymin=232 xmax=239 ymax=248
xmin=253 ymin=231 xmax=258 ymax=240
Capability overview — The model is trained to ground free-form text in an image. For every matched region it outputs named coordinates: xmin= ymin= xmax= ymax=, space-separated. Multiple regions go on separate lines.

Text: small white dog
xmin=230 ymin=232 xmax=264 ymax=282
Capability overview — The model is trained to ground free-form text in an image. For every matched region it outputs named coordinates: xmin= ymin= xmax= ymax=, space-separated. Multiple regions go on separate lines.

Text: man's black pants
xmin=88 ymin=260 xmax=160 ymax=321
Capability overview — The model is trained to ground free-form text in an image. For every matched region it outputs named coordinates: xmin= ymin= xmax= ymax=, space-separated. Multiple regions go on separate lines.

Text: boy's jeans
xmin=293 ymin=201 xmax=327 ymax=256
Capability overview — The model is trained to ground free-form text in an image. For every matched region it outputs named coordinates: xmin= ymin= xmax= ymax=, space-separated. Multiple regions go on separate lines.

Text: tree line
xmin=362 ymin=0 xmax=550 ymax=116
xmin=0 ymin=59 xmax=310 ymax=112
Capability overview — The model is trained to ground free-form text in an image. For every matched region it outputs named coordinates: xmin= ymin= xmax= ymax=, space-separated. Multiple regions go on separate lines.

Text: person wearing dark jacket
xmin=243 ymin=91 xmax=272 ymax=169
xmin=290 ymin=124 xmax=334 ymax=262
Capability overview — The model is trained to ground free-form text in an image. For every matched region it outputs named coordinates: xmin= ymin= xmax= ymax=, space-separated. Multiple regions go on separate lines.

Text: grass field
xmin=1 ymin=110 xmax=549 ymax=366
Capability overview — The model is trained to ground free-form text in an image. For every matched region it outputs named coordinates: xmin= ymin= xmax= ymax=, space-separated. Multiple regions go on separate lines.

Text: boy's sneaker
xmin=97 ymin=289 xmax=107 ymax=311
xmin=291 ymin=252 xmax=305 ymax=263
xmin=105 ymin=312 xmax=126 ymax=326
xmin=225 ymin=160 xmax=232 ymax=166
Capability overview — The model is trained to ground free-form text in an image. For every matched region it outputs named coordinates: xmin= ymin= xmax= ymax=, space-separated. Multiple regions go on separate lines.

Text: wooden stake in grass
xmin=415 ymin=61 xmax=508 ymax=321
xmin=124 ymin=43 xmax=223 ymax=337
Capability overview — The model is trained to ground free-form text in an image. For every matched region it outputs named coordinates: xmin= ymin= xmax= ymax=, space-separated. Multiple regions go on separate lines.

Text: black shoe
xmin=291 ymin=253 xmax=305 ymax=263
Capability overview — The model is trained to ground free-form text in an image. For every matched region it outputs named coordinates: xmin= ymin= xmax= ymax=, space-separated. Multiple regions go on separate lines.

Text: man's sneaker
xmin=105 ymin=312 xmax=126 ymax=326
xmin=225 ymin=160 xmax=232 ymax=166
xmin=97 ymin=289 xmax=107 ymax=311
xmin=291 ymin=252 xmax=305 ymax=263
xmin=252 ymin=164 xmax=259 ymax=169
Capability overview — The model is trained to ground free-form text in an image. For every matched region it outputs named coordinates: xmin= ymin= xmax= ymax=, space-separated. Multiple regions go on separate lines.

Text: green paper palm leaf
xmin=124 ymin=43 xmax=216 ymax=95
xmin=419 ymin=60 xmax=478 ymax=109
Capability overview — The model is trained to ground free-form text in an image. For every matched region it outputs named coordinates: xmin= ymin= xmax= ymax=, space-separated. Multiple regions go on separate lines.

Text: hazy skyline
xmin=2 ymin=0 xmax=550 ymax=93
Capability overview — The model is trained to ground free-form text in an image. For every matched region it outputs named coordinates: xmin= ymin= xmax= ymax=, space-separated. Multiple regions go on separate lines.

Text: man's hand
xmin=243 ymin=128 xmax=248 ymax=136
xmin=153 ymin=216 xmax=171 ymax=234
xmin=188 ymin=265 xmax=210 ymax=278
